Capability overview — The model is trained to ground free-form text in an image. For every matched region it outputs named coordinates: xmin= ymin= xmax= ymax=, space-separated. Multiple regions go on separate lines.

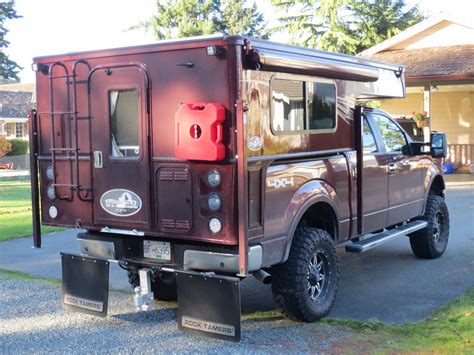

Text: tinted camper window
xmin=109 ymin=89 xmax=139 ymax=157
xmin=308 ymin=82 xmax=336 ymax=130
xmin=272 ymin=78 xmax=336 ymax=133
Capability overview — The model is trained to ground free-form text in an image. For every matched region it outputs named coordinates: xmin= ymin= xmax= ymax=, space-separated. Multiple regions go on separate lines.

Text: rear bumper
xmin=183 ymin=246 xmax=262 ymax=273
xmin=77 ymin=235 xmax=262 ymax=274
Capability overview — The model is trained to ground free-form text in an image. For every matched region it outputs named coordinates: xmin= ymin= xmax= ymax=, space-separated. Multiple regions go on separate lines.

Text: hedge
xmin=7 ymin=139 xmax=29 ymax=156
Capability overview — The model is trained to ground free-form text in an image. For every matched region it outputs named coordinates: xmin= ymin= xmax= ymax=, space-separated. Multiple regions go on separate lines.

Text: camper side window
xmin=109 ymin=89 xmax=140 ymax=158
xmin=272 ymin=78 xmax=336 ymax=133
xmin=308 ymin=83 xmax=336 ymax=130
xmin=272 ymin=79 xmax=305 ymax=132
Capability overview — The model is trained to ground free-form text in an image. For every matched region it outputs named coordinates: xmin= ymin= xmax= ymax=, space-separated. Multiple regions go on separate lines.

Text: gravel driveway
xmin=0 ymin=277 xmax=355 ymax=353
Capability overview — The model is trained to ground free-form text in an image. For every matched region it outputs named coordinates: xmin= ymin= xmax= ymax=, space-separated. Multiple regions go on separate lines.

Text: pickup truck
xmin=30 ymin=35 xmax=449 ymax=341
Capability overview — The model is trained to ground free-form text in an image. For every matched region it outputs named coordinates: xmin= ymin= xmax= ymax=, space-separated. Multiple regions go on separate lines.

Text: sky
xmin=3 ymin=0 xmax=474 ymax=83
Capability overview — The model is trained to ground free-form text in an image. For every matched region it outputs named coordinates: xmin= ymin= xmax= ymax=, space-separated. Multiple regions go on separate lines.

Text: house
xmin=0 ymin=83 xmax=35 ymax=140
xmin=360 ymin=14 xmax=474 ymax=171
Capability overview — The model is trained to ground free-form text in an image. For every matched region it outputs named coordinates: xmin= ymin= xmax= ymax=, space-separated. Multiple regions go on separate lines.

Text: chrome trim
xmin=254 ymin=48 xmax=380 ymax=82
xmin=100 ymin=227 xmax=145 ymax=236
xmin=183 ymin=245 xmax=262 ymax=273
xmin=77 ymin=238 xmax=116 ymax=259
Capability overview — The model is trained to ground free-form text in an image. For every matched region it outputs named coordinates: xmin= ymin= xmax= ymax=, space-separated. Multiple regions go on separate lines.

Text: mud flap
xmin=177 ymin=271 xmax=241 ymax=342
xmin=61 ymin=252 xmax=110 ymax=317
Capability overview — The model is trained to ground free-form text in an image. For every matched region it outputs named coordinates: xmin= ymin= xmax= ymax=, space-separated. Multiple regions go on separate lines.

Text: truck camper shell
xmin=30 ymin=35 xmax=439 ymax=342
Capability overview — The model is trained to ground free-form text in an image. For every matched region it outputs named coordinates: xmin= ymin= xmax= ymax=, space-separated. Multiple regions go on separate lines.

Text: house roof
xmin=0 ymin=91 xmax=34 ymax=119
xmin=359 ymin=13 xmax=474 ymax=56
xmin=363 ymin=45 xmax=474 ymax=79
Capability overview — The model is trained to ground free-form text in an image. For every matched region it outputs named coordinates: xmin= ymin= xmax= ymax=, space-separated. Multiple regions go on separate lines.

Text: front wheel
xmin=409 ymin=195 xmax=450 ymax=259
xmin=271 ymin=227 xmax=339 ymax=322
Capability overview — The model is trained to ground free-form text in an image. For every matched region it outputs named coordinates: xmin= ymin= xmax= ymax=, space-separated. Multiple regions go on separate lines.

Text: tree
xmin=214 ymin=0 xmax=268 ymax=38
xmin=0 ymin=1 xmax=21 ymax=81
xmin=271 ymin=0 xmax=356 ymax=53
xmin=0 ymin=135 xmax=12 ymax=157
xmin=271 ymin=0 xmax=423 ymax=54
xmin=351 ymin=0 xmax=423 ymax=53
xmin=133 ymin=0 xmax=267 ymax=40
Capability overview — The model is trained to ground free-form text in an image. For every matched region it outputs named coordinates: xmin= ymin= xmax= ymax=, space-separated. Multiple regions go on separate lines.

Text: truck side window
xmin=272 ymin=79 xmax=305 ymax=132
xmin=363 ymin=118 xmax=377 ymax=153
xmin=372 ymin=114 xmax=407 ymax=153
xmin=109 ymin=89 xmax=140 ymax=157
xmin=308 ymin=82 xmax=336 ymax=130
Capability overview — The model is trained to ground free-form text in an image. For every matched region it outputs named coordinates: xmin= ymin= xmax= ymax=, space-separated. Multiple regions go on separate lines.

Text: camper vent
xmin=159 ymin=170 xmax=188 ymax=181
xmin=160 ymin=219 xmax=190 ymax=230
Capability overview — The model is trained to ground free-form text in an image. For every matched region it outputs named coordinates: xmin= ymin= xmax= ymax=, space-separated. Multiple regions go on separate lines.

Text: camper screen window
xmin=109 ymin=89 xmax=139 ymax=157
xmin=272 ymin=79 xmax=336 ymax=133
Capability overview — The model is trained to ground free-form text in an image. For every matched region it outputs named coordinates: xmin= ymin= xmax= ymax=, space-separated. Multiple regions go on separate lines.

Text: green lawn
xmin=0 ymin=179 xmax=64 ymax=242
xmin=245 ymin=288 xmax=474 ymax=353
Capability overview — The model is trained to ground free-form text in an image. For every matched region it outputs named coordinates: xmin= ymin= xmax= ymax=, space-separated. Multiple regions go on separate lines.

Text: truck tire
xmin=271 ymin=227 xmax=339 ymax=322
xmin=127 ymin=270 xmax=177 ymax=302
xmin=409 ymin=195 xmax=449 ymax=259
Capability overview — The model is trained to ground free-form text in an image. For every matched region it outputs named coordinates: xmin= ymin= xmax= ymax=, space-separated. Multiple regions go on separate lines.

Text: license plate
xmin=143 ymin=240 xmax=171 ymax=261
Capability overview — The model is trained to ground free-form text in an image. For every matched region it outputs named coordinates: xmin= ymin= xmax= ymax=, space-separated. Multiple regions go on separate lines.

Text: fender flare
xmin=282 ymin=179 xmax=340 ymax=262
xmin=422 ymin=166 xmax=445 ymax=214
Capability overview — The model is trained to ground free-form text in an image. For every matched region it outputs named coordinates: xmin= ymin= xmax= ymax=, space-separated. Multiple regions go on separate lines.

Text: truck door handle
xmin=388 ymin=163 xmax=396 ymax=174
xmin=94 ymin=151 xmax=103 ymax=168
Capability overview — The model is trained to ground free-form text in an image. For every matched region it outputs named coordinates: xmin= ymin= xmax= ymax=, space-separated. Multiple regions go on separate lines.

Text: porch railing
xmin=446 ymin=144 xmax=474 ymax=170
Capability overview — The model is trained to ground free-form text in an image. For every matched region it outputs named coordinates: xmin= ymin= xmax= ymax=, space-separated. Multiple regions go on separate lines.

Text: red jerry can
xmin=175 ymin=103 xmax=226 ymax=161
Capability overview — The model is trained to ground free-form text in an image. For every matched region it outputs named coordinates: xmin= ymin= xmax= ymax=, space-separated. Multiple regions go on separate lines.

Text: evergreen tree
xmin=133 ymin=0 xmax=267 ymax=40
xmin=351 ymin=0 xmax=423 ymax=53
xmin=0 ymin=1 xmax=21 ymax=80
xmin=271 ymin=0 xmax=423 ymax=54
xmin=215 ymin=0 xmax=268 ymax=37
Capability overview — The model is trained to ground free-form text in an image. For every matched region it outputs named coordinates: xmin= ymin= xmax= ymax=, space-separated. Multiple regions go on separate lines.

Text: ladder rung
xmin=65 ymin=115 xmax=91 ymax=120
xmin=38 ymin=111 xmax=77 ymax=115
xmin=67 ymin=80 xmax=88 ymax=85
xmin=50 ymin=148 xmax=78 ymax=152
xmin=52 ymin=183 xmax=79 ymax=188
xmin=49 ymin=74 xmax=75 ymax=79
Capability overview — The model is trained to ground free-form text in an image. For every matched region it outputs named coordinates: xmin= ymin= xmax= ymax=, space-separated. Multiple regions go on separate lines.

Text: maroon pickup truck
xmin=30 ymin=36 xmax=449 ymax=341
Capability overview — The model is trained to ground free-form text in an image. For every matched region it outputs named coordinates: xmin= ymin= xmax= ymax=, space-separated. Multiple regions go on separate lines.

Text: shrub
xmin=0 ymin=135 xmax=12 ymax=157
xmin=7 ymin=139 xmax=29 ymax=156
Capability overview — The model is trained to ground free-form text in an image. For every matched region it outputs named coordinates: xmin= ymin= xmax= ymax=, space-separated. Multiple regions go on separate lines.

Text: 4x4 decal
xmin=267 ymin=177 xmax=295 ymax=189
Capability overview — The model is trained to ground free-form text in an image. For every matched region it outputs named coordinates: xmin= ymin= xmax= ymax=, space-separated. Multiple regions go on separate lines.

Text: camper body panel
xmin=32 ymin=35 xmax=444 ymax=270
xmin=34 ymin=39 xmax=240 ymax=246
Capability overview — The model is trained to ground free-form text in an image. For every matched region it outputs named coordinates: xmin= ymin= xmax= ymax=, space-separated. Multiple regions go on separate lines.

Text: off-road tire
xmin=271 ymin=227 xmax=339 ymax=322
xmin=127 ymin=270 xmax=177 ymax=301
xmin=409 ymin=195 xmax=449 ymax=259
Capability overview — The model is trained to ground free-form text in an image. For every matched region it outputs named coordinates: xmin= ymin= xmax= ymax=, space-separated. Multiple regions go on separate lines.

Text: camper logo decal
xmin=100 ymin=189 xmax=142 ymax=217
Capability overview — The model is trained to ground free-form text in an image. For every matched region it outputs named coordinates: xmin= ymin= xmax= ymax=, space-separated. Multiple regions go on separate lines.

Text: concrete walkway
xmin=0 ymin=230 xmax=130 ymax=291
xmin=445 ymin=173 xmax=474 ymax=186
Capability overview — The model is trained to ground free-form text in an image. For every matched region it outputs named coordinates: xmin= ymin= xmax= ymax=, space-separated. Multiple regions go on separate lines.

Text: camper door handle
xmin=94 ymin=151 xmax=103 ymax=168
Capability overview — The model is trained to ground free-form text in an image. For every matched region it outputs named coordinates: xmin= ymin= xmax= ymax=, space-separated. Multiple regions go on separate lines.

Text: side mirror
xmin=431 ymin=132 xmax=447 ymax=158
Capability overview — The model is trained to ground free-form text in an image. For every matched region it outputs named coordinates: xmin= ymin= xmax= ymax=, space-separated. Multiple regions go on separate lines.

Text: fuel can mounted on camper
xmin=175 ymin=103 xmax=226 ymax=161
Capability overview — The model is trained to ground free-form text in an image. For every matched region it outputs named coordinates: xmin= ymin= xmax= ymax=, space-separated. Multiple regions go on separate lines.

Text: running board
xmin=345 ymin=220 xmax=428 ymax=253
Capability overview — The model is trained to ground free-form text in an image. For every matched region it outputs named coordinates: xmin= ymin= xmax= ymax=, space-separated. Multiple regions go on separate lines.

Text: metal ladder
xmin=38 ymin=60 xmax=93 ymax=201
